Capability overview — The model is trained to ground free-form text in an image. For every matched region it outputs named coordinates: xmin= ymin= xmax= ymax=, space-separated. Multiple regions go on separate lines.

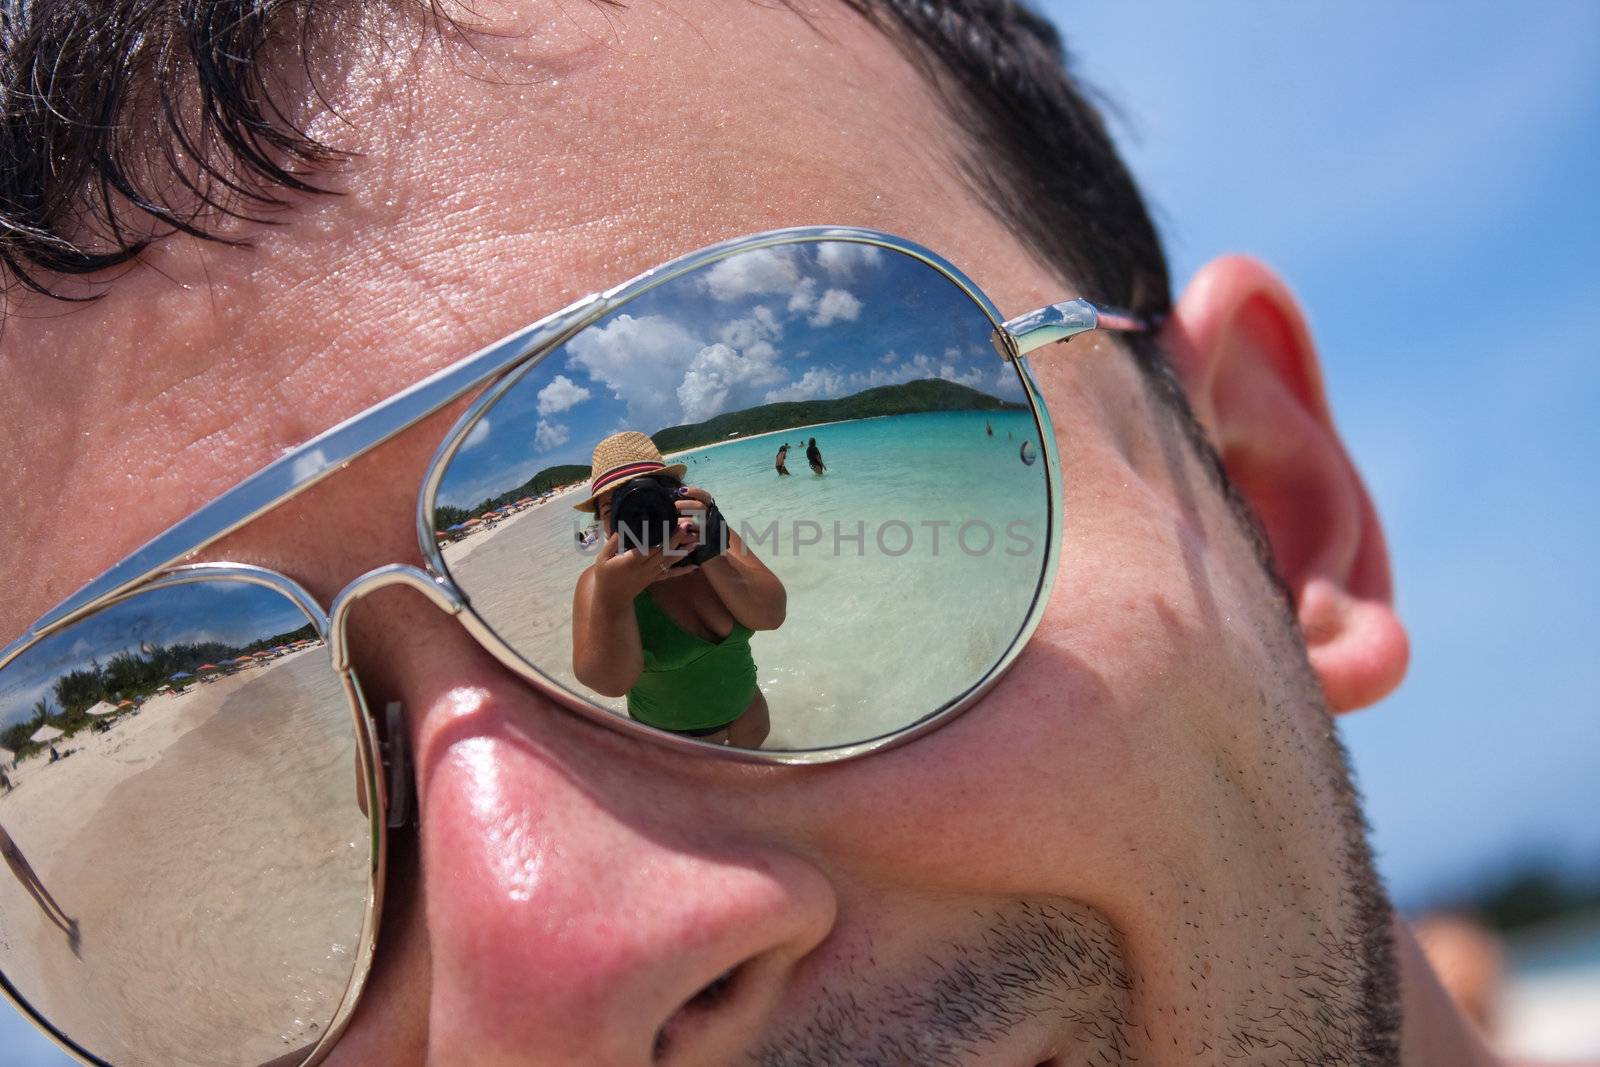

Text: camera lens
xmin=610 ymin=477 xmax=679 ymax=551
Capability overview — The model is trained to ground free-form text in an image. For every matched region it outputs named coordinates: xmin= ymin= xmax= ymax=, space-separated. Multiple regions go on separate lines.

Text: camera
xmin=609 ymin=476 xmax=727 ymax=566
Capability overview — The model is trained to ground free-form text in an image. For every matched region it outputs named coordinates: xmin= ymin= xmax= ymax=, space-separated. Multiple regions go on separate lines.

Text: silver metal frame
xmin=0 ymin=565 xmax=386 ymax=1067
xmin=0 ymin=226 xmax=1148 ymax=1066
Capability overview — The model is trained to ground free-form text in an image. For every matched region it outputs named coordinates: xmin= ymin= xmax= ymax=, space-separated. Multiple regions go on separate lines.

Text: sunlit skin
xmin=0 ymin=1 xmax=1499 ymax=1064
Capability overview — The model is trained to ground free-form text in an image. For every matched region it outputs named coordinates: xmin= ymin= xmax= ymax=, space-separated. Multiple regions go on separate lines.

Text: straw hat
xmin=572 ymin=431 xmax=687 ymax=512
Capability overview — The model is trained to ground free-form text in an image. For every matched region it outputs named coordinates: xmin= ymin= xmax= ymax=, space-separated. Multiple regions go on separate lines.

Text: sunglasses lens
xmin=0 ymin=577 xmax=373 ymax=1066
xmin=433 ymin=239 xmax=1052 ymax=752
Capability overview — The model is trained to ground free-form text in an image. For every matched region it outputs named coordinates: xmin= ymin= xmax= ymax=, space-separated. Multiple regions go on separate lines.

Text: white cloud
xmin=461 ymin=417 xmax=492 ymax=451
xmin=676 ymin=342 xmax=787 ymax=422
xmin=994 ymin=367 xmax=1024 ymax=398
xmin=717 ymin=306 xmax=783 ymax=350
xmin=535 ymin=419 xmax=570 ymax=452
xmin=848 ymin=354 xmax=928 ymax=390
xmin=703 ymin=247 xmax=805 ymax=301
xmin=938 ymin=362 xmax=987 ymax=389
xmin=844 ymin=352 xmax=991 ymax=393
xmin=536 ymin=374 xmax=591 ymax=416
xmin=816 ymin=242 xmax=883 ymax=279
xmin=764 ymin=367 xmax=848 ymax=404
xmin=808 ymin=288 xmax=862 ymax=328
xmin=880 ymin=351 xmax=898 ymax=365
xmin=566 ymin=313 xmax=704 ymax=430
xmin=787 ymin=278 xmax=817 ymax=313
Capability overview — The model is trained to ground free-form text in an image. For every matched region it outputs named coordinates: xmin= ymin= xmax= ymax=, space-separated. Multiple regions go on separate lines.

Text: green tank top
xmin=628 ymin=590 xmax=758 ymax=732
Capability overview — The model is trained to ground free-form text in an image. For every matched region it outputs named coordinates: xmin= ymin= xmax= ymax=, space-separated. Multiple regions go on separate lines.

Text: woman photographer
xmin=572 ymin=432 xmax=785 ymax=746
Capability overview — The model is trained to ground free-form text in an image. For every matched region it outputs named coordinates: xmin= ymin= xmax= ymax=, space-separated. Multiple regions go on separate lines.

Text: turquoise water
xmin=667 ymin=408 xmax=1053 ymax=747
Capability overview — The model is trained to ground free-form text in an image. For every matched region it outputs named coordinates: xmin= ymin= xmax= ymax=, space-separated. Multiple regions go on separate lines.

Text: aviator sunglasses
xmin=0 ymin=227 xmax=1149 ymax=1066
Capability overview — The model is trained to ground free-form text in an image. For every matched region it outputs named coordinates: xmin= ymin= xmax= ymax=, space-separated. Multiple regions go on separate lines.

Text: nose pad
xmin=380 ymin=700 xmax=416 ymax=829
xmin=331 ymin=564 xmax=462 ymax=828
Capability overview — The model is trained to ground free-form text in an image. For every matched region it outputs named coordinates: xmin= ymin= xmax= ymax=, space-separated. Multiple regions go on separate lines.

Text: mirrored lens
xmin=0 ymin=577 xmax=372 ymax=1066
xmin=433 ymin=240 xmax=1052 ymax=751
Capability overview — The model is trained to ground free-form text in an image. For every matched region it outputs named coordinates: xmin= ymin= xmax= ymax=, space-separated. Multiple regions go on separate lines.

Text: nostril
xmin=686 ymin=967 xmax=737 ymax=1009
xmin=652 ymin=965 xmax=744 ymax=1061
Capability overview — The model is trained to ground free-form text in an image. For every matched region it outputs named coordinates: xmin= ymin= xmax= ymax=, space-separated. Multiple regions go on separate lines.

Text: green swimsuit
xmin=627 ymin=591 xmax=758 ymax=732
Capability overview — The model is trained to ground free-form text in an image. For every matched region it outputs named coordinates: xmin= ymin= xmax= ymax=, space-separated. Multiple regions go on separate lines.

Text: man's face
xmin=0 ymin=2 xmax=1395 ymax=1063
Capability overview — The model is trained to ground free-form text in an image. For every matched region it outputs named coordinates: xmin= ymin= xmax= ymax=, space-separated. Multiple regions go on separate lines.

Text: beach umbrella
xmin=197 ymin=663 xmax=219 ymax=672
xmin=447 ymin=523 xmax=466 ymax=532
xmin=463 ymin=517 xmax=482 ymax=527
xmin=86 ymin=700 xmax=118 ymax=716
xmin=30 ymin=725 xmax=64 ymax=744
xmin=170 ymin=671 xmax=194 ymax=680
xmin=116 ymin=700 xmax=135 ymax=709
xmin=253 ymin=651 xmax=272 ymax=658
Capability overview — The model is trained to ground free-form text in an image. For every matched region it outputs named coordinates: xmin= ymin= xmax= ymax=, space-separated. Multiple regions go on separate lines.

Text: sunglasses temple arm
xmin=996 ymin=298 xmax=1161 ymax=360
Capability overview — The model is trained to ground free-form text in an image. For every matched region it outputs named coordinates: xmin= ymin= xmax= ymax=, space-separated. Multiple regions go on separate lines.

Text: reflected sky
xmin=438 ymin=241 xmax=1019 ymax=509
xmin=0 ymin=582 xmax=313 ymax=732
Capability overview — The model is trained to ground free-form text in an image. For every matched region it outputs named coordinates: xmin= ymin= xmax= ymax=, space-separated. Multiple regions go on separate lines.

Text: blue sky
xmin=1050 ymin=0 xmax=1600 ymax=908
xmin=2 ymin=2 xmax=1596 ymax=1062
xmin=437 ymin=239 xmax=1015 ymax=510
xmin=0 ymin=581 xmax=312 ymax=732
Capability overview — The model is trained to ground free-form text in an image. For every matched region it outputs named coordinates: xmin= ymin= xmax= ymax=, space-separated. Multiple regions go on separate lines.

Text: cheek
xmin=794 ymin=415 xmax=1275 ymax=915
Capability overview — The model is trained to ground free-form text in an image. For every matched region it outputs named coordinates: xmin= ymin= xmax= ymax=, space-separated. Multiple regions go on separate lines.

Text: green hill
xmin=434 ymin=464 xmax=588 ymax=530
xmin=653 ymin=379 xmax=1023 ymax=454
xmin=448 ymin=380 xmax=1024 ymax=528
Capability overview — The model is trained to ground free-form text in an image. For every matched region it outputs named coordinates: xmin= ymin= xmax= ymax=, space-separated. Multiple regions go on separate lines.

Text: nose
xmin=415 ymin=691 xmax=836 ymax=1065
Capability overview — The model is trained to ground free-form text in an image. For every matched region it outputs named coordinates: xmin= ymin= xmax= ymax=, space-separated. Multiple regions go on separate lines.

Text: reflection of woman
xmin=806 ymin=436 xmax=826 ymax=475
xmin=572 ymin=432 xmax=784 ymax=746
xmin=775 ymin=444 xmax=791 ymax=476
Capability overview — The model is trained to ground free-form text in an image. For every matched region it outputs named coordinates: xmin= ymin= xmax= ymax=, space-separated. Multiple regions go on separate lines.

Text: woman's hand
xmin=675 ymin=486 xmax=723 ymax=556
xmin=676 ymin=487 xmax=787 ymax=630
xmin=591 ymin=529 xmax=698 ymax=604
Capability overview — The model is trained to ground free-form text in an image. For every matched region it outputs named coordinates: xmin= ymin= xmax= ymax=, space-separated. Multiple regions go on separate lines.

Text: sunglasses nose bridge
xmin=327 ymin=563 xmax=467 ymax=673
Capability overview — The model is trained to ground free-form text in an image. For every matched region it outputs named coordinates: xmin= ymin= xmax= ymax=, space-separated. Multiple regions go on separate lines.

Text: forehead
xmin=0 ymin=0 xmax=1065 ymax=641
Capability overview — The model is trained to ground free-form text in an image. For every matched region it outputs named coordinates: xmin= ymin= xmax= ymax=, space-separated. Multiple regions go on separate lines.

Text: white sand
xmin=0 ymin=650 xmax=371 ymax=1067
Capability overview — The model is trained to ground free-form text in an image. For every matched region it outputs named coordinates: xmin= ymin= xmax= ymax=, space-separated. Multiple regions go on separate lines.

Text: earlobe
xmin=1163 ymin=256 xmax=1409 ymax=712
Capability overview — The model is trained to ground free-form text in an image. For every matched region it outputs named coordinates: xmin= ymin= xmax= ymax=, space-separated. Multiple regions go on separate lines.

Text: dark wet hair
xmin=0 ymin=0 xmax=1168 ymax=324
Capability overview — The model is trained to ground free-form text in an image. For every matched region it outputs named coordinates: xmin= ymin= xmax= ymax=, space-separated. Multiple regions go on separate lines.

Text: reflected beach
xmin=0 ymin=585 xmax=369 ymax=1067
xmin=444 ymin=409 xmax=1049 ymax=748
xmin=429 ymin=237 xmax=1055 ymax=751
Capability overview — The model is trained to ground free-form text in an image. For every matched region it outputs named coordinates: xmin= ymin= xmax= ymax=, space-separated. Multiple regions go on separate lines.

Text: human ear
xmin=1161 ymin=256 xmax=1409 ymax=711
